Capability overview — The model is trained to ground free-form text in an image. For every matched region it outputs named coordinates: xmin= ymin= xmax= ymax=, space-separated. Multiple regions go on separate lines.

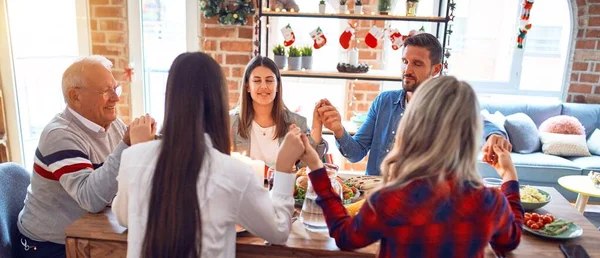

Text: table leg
xmin=575 ymin=194 xmax=590 ymax=214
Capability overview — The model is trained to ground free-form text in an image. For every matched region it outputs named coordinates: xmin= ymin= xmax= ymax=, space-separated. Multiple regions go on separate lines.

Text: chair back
xmin=0 ymin=162 xmax=31 ymax=258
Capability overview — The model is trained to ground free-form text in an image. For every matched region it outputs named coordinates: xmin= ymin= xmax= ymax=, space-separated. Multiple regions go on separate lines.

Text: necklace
xmin=253 ymin=121 xmax=273 ymax=136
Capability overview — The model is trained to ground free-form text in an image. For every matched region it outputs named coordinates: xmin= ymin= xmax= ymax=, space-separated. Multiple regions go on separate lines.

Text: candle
xmin=349 ymin=48 xmax=359 ymax=66
xmin=231 ymin=152 xmax=265 ymax=183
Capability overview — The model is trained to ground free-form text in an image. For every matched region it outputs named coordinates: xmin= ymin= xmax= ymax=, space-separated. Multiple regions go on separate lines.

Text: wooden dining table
xmin=65 ymin=186 xmax=600 ymax=257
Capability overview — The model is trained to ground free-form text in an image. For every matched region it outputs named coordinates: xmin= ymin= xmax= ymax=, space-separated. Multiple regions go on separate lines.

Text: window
xmin=129 ymin=0 xmax=199 ymax=129
xmin=383 ymin=0 xmax=573 ymax=98
xmin=0 ymin=0 xmax=90 ymax=169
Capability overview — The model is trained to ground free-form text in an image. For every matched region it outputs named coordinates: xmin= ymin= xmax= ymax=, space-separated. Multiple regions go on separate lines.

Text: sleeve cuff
xmin=307 ymin=167 xmax=329 ymax=192
xmin=501 ymin=180 xmax=520 ymax=195
xmin=272 ymin=171 xmax=296 ymax=196
xmin=335 ymin=129 xmax=353 ymax=155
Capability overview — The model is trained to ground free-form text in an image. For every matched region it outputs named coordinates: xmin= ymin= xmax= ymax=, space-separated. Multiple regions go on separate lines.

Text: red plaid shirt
xmin=308 ymin=167 xmax=524 ymax=258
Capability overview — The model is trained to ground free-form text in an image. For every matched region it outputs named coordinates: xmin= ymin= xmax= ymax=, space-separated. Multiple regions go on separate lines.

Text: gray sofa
xmin=477 ymin=100 xmax=600 ymax=201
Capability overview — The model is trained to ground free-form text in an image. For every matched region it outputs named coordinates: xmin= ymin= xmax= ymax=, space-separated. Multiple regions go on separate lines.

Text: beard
xmin=402 ymin=76 xmax=420 ymax=92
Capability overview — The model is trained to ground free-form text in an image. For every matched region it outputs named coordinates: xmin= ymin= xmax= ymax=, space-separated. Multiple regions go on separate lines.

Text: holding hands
xmin=313 ymin=99 xmax=345 ymax=139
xmin=127 ymin=114 xmax=157 ymax=145
xmin=483 ymin=136 xmax=518 ymax=183
xmin=276 ymin=124 xmax=324 ymax=173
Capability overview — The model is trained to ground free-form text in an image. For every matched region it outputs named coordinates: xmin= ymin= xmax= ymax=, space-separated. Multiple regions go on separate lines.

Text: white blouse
xmin=112 ymin=135 xmax=296 ymax=258
xmin=250 ymin=121 xmax=280 ymax=165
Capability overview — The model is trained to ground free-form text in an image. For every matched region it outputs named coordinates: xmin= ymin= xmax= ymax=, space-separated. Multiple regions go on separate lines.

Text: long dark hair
xmin=141 ymin=52 xmax=230 ymax=258
xmin=237 ymin=56 xmax=287 ymax=140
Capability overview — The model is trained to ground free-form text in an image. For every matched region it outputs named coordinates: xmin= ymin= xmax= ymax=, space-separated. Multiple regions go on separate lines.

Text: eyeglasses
xmin=75 ymin=85 xmax=122 ymax=98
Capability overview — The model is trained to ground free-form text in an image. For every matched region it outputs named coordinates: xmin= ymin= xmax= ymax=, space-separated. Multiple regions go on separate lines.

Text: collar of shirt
xmin=67 ymin=107 xmax=106 ymax=133
xmin=393 ymin=90 xmax=407 ymax=111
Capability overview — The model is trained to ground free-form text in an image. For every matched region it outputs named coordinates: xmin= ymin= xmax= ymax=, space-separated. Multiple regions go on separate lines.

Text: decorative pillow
xmin=588 ymin=128 xmax=600 ymax=155
xmin=539 ymin=115 xmax=586 ymax=135
xmin=539 ymin=132 xmax=591 ymax=157
xmin=481 ymin=110 xmax=508 ymax=137
xmin=504 ymin=113 xmax=540 ymax=153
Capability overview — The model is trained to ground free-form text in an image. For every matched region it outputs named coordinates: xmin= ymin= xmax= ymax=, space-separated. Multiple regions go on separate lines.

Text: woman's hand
xmin=491 ymin=145 xmax=518 ymax=182
xmin=299 ymin=133 xmax=324 ymax=172
xmin=275 ymin=125 xmax=305 ymax=173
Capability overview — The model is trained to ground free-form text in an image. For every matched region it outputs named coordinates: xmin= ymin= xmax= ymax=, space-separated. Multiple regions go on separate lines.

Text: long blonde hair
xmin=380 ymin=75 xmax=483 ymax=192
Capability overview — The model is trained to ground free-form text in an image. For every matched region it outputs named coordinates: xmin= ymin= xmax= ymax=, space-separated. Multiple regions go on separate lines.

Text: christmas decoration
xmin=124 ymin=64 xmax=134 ymax=82
xmin=339 ymin=26 xmax=356 ymax=49
xmin=389 ymin=29 xmax=403 ymax=50
xmin=274 ymin=0 xmax=299 ymax=12
xmin=310 ymin=27 xmax=327 ymax=49
xmin=200 ymin=0 xmax=256 ymax=26
xmin=521 ymin=0 xmax=534 ymax=21
xmin=281 ymin=24 xmax=296 ymax=47
xmin=517 ymin=24 xmax=532 ymax=48
xmin=365 ymin=25 xmax=384 ymax=49
xmin=378 ymin=0 xmax=391 ymax=14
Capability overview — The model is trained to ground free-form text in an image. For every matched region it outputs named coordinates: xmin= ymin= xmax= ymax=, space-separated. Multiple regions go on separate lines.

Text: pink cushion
xmin=539 ymin=115 xmax=586 ymax=135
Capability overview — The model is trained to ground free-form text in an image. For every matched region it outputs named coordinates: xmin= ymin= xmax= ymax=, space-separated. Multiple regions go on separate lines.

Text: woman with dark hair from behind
xmin=112 ymin=52 xmax=302 ymax=257
xmin=230 ymin=55 xmax=327 ymax=166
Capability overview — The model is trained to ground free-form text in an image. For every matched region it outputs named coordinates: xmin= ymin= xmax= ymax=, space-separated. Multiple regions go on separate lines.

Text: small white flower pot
xmin=354 ymin=5 xmax=363 ymax=14
xmin=319 ymin=4 xmax=326 ymax=13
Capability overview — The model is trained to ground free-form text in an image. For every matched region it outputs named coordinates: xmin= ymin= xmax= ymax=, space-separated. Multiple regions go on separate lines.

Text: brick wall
xmin=200 ymin=17 xmax=255 ymax=109
xmin=89 ymin=0 xmax=131 ymax=124
xmin=568 ymin=0 xmax=600 ymax=103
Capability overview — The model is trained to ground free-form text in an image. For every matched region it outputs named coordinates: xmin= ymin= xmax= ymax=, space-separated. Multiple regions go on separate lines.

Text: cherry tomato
xmin=547 ymin=215 xmax=554 ymax=222
xmin=542 ymin=216 xmax=553 ymax=224
xmin=530 ymin=223 xmax=540 ymax=230
xmin=526 ymin=220 xmax=536 ymax=228
xmin=537 ymin=221 xmax=544 ymax=228
xmin=524 ymin=213 xmax=532 ymax=220
xmin=531 ymin=213 xmax=540 ymax=222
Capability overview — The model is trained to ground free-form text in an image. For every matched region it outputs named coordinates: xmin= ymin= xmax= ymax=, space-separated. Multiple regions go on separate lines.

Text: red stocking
xmin=339 ymin=27 xmax=355 ymax=50
xmin=310 ymin=27 xmax=327 ymax=49
xmin=281 ymin=24 xmax=295 ymax=47
xmin=389 ymin=29 xmax=403 ymax=50
xmin=364 ymin=25 xmax=384 ymax=49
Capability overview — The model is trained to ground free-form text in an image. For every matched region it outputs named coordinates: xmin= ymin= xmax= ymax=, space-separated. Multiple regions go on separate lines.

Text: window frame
xmin=384 ymin=0 xmax=574 ymax=100
xmin=0 ymin=0 xmax=91 ymax=165
xmin=128 ymin=0 xmax=200 ymax=118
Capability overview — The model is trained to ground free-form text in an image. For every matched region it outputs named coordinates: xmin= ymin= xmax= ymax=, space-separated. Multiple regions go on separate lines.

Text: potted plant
xmin=354 ymin=0 xmax=362 ymax=14
xmin=301 ymin=46 xmax=313 ymax=70
xmin=339 ymin=0 xmax=348 ymax=13
xmin=319 ymin=0 xmax=326 ymax=13
xmin=273 ymin=44 xmax=287 ymax=69
xmin=378 ymin=0 xmax=391 ymax=14
xmin=406 ymin=0 xmax=418 ymax=16
xmin=288 ymin=46 xmax=302 ymax=70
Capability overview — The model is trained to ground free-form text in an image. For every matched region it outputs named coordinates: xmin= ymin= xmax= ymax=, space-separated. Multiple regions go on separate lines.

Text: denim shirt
xmin=336 ymin=90 xmax=507 ymax=175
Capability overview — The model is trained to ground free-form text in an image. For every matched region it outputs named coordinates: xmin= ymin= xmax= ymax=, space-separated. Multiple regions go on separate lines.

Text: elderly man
xmin=15 ymin=55 xmax=155 ymax=258
xmin=313 ymin=33 xmax=511 ymax=175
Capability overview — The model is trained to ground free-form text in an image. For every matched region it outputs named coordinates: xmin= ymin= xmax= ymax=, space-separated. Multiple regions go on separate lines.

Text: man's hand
xmin=311 ymin=100 xmax=325 ymax=143
xmin=317 ymin=99 xmax=344 ymax=138
xmin=276 ymin=125 xmax=305 ymax=173
xmin=130 ymin=114 xmax=157 ymax=145
xmin=490 ymin=145 xmax=518 ymax=182
xmin=482 ymin=134 xmax=512 ymax=165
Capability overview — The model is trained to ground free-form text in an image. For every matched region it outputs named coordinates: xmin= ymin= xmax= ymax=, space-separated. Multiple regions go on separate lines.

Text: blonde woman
xmin=292 ymin=76 xmax=523 ymax=258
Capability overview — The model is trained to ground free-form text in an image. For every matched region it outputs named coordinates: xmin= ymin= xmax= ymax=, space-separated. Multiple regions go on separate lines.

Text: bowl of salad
xmin=520 ymin=185 xmax=552 ymax=211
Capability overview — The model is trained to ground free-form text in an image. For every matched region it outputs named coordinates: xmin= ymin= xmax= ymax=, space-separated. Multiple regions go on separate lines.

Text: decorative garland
xmin=200 ymin=0 xmax=256 ymax=25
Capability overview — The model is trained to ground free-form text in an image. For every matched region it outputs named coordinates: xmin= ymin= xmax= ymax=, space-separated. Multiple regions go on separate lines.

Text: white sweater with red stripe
xmin=17 ymin=107 xmax=127 ymax=244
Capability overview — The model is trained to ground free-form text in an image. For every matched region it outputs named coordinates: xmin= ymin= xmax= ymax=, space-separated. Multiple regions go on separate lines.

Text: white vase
xmin=354 ymin=5 xmax=362 ymax=14
xmin=319 ymin=4 xmax=326 ymax=13
xmin=339 ymin=5 xmax=348 ymax=13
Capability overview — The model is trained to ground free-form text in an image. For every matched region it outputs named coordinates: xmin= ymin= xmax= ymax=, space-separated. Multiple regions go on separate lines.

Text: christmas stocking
xmin=310 ymin=27 xmax=327 ymax=49
xmin=389 ymin=29 xmax=403 ymax=50
xmin=365 ymin=25 xmax=384 ymax=49
xmin=339 ymin=26 xmax=355 ymax=50
xmin=281 ymin=24 xmax=295 ymax=47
